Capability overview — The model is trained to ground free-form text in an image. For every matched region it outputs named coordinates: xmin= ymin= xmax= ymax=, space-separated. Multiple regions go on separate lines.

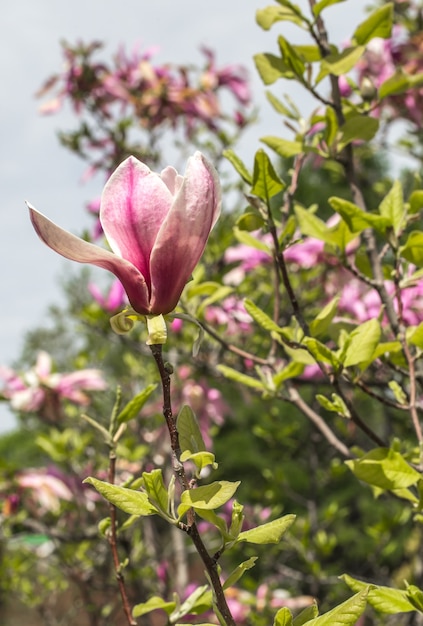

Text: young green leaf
xmin=223 ymin=557 xmax=258 ymax=589
xmin=309 ymin=297 xmax=339 ymax=337
xmin=274 ymin=607 xmax=294 ymax=626
xmin=312 ymin=0 xmax=346 ymax=17
xmin=236 ymin=514 xmax=296 ymax=545
xmin=117 ymin=384 xmax=157 ymax=425
xmin=346 ymin=447 xmax=421 ymax=490
xmin=329 ymin=197 xmax=391 ymax=233
xmin=341 ymin=574 xmax=416 ymax=614
xmin=83 ymin=477 xmax=157 ymax=516
xmin=342 ymin=318 xmax=381 ymax=368
xmin=252 ymin=149 xmax=285 ymax=202
xmin=217 ymin=364 xmax=266 ymax=391
xmin=293 ymin=602 xmax=319 ymax=625
xmin=132 ymin=596 xmax=176 ymax=618
xmin=177 ymin=405 xmax=206 ymax=454
xmin=223 ymin=149 xmax=252 ymax=185
xmin=170 ymin=585 xmax=212 ymax=622
xmin=320 ymin=46 xmax=365 ymax=77
xmin=301 ymin=589 xmax=369 ymax=625
xmin=378 ymin=180 xmax=404 ymax=236
xmin=337 ymin=116 xmax=379 ymax=151
xmin=244 ymin=298 xmax=282 ymax=334
xmin=179 ymin=481 xmax=240 ymax=513
xmin=254 ymin=53 xmax=291 ymax=85
xmin=400 ymin=231 xmax=423 ymax=267
xmin=256 ymin=5 xmax=306 ymax=30
xmin=180 ymin=450 xmax=218 ymax=476
xmin=142 ymin=470 xmax=172 ymax=519
xmin=409 ymin=190 xmax=423 ymax=215
xmin=261 ymin=136 xmax=304 ymax=158
xmin=353 ymin=4 xmax=393 ymax=45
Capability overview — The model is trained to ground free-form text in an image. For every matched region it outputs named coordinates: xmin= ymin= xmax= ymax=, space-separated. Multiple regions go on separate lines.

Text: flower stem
xmin=149 ymin=344 xmax=236 ymax=626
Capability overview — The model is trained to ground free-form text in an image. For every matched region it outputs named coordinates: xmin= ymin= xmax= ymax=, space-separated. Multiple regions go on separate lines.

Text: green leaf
xmin=236 ymin=514 xmax=296 ymax=545
xmin=379 ymin=180 xmax=404 ymax=235
xmin=316 ymin=393 xmax=350 ymax=418
xmin=180 ymin=450 xmax=218 ymax=476
xmin=293 ymin=603 xmax=319 ymax=625
xmin=177 ymin=405 xmax=206 ymax=454
xmin=142 ymin=470 xmax=171 ymax=519
xmin=302 ymin=337 xmax=340 ymax=367
xmin=233 ymin=227 xmax=272 ymax=254
xmin=312 ymin=0 xmax=346 ymax=17
xmin=302 ymin=589 xmax=369 ymax=625
xmin=236 ymin=211 xmax=265 ymax=232
xmin=405 ymin=584 xmax=423 ymax=612
xmin=329 ymin=197 xmax=391 ymax=233
xmin=294 ymin=205 xmax=332 ymax=242
xmin=400 ymin=231 xmax=423 ymax=267
xmin=256 ymin=5 xmax=306 ymax=30
xmin=273 ymin=361 xmax=305 ymax=389
xmin=179 ymin=481 xmax=240 ymax=513
xmin=83 ymin=477 xmax=157 ymax=516
xmin=133 ymin=596 xmax=176 ymax=618
xmin=342 ymin=318 xmax=381 ymax=368
xmin=252 ymin=149 xmax=285 ymax=202
xmin=223 ymin=149 xmax=252 ymax=185
xmin=409 ymin=323 xmax=423 ymax=349
xmin=244 ymin=298 xmax=282 ymax=334
xmin=278 ymin=35 xmax=305 ymax=78
xmin=379 ymin=69 xmax=412 ymax=99
xmin=170 ymin=585 xmax=212 ymax=622
xmin=346 ymin=447 xmax=421 ymax=490
xmin=341 ymin=574 xmax=416 ymax=614
xmin=266 ymin=91 xmax=301 ymax=119
xmin=320 ymin=46 xmax=365 ymax=77
xmin=262 ymin=136 xmax=304 ymax=158
xmin=274 ymin=608 xmax=294 ymax=626
xmin=337 ymin=115 xmax=379 ymax=151
xmin=117 ymin=384 xmax=157 ymax=424
xmin=409 ymin=190 xmax=423 ymax=215
xmin=223 ymin=557 xmax=258 ymax=590
xmin=217 ymin=364 xmax=265 ymax=391
xmin=254 ymin=53 xmax=291 ymax=85
xmin=309 ymin=297 xmax=339 ymax=337
xmin=353 ymin=4 xmax=393 ymax=45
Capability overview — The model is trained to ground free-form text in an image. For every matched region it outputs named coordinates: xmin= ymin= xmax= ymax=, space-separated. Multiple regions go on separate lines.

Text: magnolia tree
xmin=4 ymin=1 xmax=423 ymax=625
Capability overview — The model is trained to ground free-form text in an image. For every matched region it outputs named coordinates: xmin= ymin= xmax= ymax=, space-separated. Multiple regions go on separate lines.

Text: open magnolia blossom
xmin=28 ymin=152 xmax=221 ymax=316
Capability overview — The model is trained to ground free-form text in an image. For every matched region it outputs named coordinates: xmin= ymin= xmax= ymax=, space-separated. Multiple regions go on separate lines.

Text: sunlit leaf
xmin=83 ymin=477 xmax=157 ymax=516
xmin=346 ymin=447 xmax=421 ymax=490
xmin=237 ymin=514 xmax=296 ymax=545
xmin=341 ymin=574 xmax=416 ymax=614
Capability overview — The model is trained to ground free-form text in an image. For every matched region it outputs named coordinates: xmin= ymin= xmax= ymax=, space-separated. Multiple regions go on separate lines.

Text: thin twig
xmin=285 ymin=382 xmax=351 ymax=458
xmin=107 ymin=451 xmax=137 ymax=626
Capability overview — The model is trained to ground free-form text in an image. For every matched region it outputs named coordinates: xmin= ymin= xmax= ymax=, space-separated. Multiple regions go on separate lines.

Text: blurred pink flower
xmin=18 ymin=469 xmax=73 ymax=514
xmin=88 ymin=279 xmax=127 ymax=312
xmin=0 ymin=351 xmax=106 ymax=414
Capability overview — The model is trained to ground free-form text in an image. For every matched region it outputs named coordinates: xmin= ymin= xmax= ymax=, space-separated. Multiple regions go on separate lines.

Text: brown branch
xmin=285 ymin=382 xmax=351 ymax=458
xmin=149 ymin=344 xmax=236 ymax=626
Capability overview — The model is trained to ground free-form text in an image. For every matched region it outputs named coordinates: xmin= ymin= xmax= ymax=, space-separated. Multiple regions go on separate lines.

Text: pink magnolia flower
xmin=88 ymin=279 xmax=127 ymax=312
xmin=28 ymin=152 xmax=221 ymax=316
xmin=0 ymin=351 xmax=106 ymax=413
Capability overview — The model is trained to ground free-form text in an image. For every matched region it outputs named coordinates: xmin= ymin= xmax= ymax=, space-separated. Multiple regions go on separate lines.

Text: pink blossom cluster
xmin=0 ymin=351 xmax=106 ymax=416
xmin=37 ymin=40 xmax=250 ymax=153
xmin=351 ymin=21 xmax=423 ymax=126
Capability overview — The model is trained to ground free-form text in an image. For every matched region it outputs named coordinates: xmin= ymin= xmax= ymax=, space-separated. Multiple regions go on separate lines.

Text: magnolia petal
xmin=28 ymin=204 xmax=151 ymax=314
xmin=100 ymin=156 xmax=173 ymax=288
xmin=149 ymin=152 xmax=221 ymax=313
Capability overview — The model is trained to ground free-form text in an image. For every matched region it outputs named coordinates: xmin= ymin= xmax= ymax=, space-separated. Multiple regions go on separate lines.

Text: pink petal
xmin=28 ymin=204 xmax=151 ymax=314
xmin=100 ymin=156 xmax=173 ymax=290
xmin=149 ymin=152 xmax=221 ymax=313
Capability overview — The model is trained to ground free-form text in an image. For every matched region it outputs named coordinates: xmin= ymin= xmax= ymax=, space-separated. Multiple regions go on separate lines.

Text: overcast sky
xmin=0 ymin=0 xmax=369 ymax=432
